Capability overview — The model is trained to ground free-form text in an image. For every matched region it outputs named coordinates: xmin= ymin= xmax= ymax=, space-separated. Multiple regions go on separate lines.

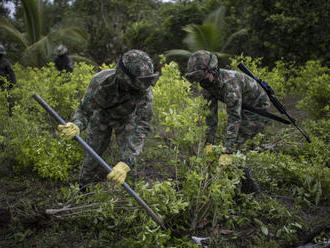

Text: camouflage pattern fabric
xmin=187 ymin=50 xmax=218 ymax=73
xmin=121 ymin=50 xmax=154 ymax=77
xmin=72 ymin=50 xmax=155 ymax=185
xmin=202 ymin=68 xmax=271 ymax=151
xmin=119 ymin=50 xmax=159 ymax=91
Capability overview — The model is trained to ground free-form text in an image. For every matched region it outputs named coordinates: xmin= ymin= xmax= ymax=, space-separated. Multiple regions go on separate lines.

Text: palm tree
xmin=0 ymin=0 xmax=87 ymax=67
xmin=166 ymin=6 xmax=247 ymax=63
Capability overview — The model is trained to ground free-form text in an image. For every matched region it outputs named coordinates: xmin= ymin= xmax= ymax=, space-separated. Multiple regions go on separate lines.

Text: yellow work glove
xmin=107 ymin=161 xmax=131 ymax=187
xmin=218 ymin=154 xmax=233 ymax=168
xmin=205 ymin=144 xmax=213 ymax=154
xmin=58 ymin=122 xmax=80 ymax=140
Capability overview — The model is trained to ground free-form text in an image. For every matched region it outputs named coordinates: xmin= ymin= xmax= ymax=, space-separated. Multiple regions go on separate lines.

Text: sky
xmin=3 ymin=1 xmax=15 ymax=18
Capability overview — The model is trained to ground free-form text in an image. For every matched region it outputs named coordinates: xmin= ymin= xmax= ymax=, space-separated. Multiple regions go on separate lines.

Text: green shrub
xmin=230 ymin=56 xmax=290 ymax=99
xmin=249 ymin=145 xmax=330 ymax=205
xmin=292 ymin=60 xmax=330 ymax=119
xmin=153 ymin=60 xmax=208 ymax=152
xmin=2 ymin=58 xmax=329 ymax=247
xmin=0 ymin=62 xmax=95 ymax=180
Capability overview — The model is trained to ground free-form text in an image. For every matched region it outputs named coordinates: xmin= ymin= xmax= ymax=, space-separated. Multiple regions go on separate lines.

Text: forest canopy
xmin=0 ymin=0 xmax=329 ymax=68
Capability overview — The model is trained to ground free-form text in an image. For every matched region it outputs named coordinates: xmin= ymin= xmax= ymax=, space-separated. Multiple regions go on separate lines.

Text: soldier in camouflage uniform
xmin=58 ymin=50 xmax=159 ymax=189
xmin=0 ymin=44 xmax=17 ymax=115
xmin=186 ymin=50 xmax=270 ymax=194
xmin=54 ymin=45 xmax=74 ymax=73
xmin=185 ymin=50 xmax=270 ymax=153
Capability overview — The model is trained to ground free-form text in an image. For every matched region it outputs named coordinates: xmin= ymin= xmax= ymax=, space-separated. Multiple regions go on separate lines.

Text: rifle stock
xmin=238 ymin=63 xmax=311 ymax=143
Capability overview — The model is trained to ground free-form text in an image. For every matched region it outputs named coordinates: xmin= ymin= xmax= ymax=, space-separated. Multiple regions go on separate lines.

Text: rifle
xmin=238 ymin=63 xmax=311 ymax=143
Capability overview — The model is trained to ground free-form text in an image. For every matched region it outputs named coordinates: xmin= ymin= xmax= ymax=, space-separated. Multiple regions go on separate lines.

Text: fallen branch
xmin=46 ymin=202 xmax=144 ymax=216
xmin=46 ymin=203 xmax=99 ymax=215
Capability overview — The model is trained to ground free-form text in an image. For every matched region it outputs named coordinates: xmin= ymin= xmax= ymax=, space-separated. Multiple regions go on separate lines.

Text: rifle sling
xmin=242 ymin=104 xmax=291 ymax=124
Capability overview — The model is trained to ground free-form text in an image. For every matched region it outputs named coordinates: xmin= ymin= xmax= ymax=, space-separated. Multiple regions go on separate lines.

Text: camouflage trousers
xmin=79 ymin=112 xmax=146 ymax=186
xmin=234 ymin=109 xmax=270 ymax=148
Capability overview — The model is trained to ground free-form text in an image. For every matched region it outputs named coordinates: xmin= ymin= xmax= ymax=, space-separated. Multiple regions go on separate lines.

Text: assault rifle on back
xmin=238 ymin=62 xmax=311 ymax=143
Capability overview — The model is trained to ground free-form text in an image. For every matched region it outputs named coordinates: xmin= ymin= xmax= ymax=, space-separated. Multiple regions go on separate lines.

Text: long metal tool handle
xmin=32 ymin=93 xmax=166 ymax=230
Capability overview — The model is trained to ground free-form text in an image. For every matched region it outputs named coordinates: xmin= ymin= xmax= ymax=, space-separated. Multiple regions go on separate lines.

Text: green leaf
xmin=261 ymin=225 xmax=269 ymax=236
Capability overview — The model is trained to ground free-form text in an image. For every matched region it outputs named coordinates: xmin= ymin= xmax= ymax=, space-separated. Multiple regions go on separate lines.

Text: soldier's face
xmin=118 ymin=78 xmax=139 ymax=93
xmin=199 ymin=72 xmax=215 ymax=89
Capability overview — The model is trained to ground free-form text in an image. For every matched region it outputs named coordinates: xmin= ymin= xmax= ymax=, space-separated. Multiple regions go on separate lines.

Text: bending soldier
xmin=58 ymin=50 xmax=159 ymax=190
xmin=185 ymin=50 xmax=271 ymax=194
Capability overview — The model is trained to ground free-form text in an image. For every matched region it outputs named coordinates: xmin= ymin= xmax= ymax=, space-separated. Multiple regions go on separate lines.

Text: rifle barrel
xmin=238 ymin=63 xmax=256 ymax=79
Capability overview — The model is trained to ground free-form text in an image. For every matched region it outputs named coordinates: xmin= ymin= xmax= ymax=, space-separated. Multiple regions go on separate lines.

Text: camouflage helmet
xmin=117 ymin=49 xmax=159 ymax=90
xmin=55 ymin=45 xmax=68 ymax=56
xmin=0 ymin=44 xmax=6 ymax=55
xmin=185 ymin=50 xmax=218 ymax=82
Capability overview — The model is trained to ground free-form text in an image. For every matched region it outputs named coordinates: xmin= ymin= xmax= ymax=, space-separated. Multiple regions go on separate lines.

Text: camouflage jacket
xmin=0 ymin=57 xmax=17 ymax=90
xmin=202 ymin=68 xmax=270 ymax=148
xmin=73 ymin=69 xmax=153 ymax=134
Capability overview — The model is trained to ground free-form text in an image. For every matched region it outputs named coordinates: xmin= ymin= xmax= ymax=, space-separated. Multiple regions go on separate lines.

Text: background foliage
xmin=0 ymin=0 xmax=329 ymax=247
xmin=1 ymin=0 xmax=329 ymax=68
xmin=0 ymin=56 xmax=329 ymax=247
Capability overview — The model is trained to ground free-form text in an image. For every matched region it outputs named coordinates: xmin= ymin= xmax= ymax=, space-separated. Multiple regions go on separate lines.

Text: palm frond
xmin=183 ymin=24 xmax=221 ymax=52
xmin=0 ymin=18 xmax=29 ymax=48
xmin=165 ymin=49 xmax=192 ymax=58
xmin=222 ymin=28 xmax=247 ymax=51
xmin=213 ymin=51 xmax=231 ymax=59
xmin=204 ymin=6 xmax=226 ymax=36
xmin=52 ymin=27 xmax=88 ymax=46
xmin=22 ymin=0 xmax=42 ymax=43
xmin=204 ymin=6 xmax=225 ymax=26
xmin=22 ymin=35 xmax=50 ymax=66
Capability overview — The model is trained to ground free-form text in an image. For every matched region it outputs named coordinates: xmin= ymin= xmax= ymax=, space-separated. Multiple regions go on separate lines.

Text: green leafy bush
xmin=291 ymin=60 xmax=330 ymax=119
xmin=153 ymin=61 xmax=208 ymax=152
xmin=0 ymin=62 xmax=95 ymax=180
xmin=230 ymin=56 xmax=290 ymax=99
xmin=2 ymin=57 xmax=330 ymax=247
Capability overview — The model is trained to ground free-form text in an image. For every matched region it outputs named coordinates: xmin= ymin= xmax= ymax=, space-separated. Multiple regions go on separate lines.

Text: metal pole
xmin=32 ymin=93 xmax=166 ymax=230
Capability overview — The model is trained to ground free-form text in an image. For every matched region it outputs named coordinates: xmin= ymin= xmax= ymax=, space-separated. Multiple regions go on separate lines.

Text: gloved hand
xmin=205 ymin=144 xmax=213 ymax=154
xmin=58 ymin=122 xmax=80 ymax=140
xmin=218 ymin=154 xmax=233 ymax=168
xmin=107 ymin=161 xmax=131 ymax=187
